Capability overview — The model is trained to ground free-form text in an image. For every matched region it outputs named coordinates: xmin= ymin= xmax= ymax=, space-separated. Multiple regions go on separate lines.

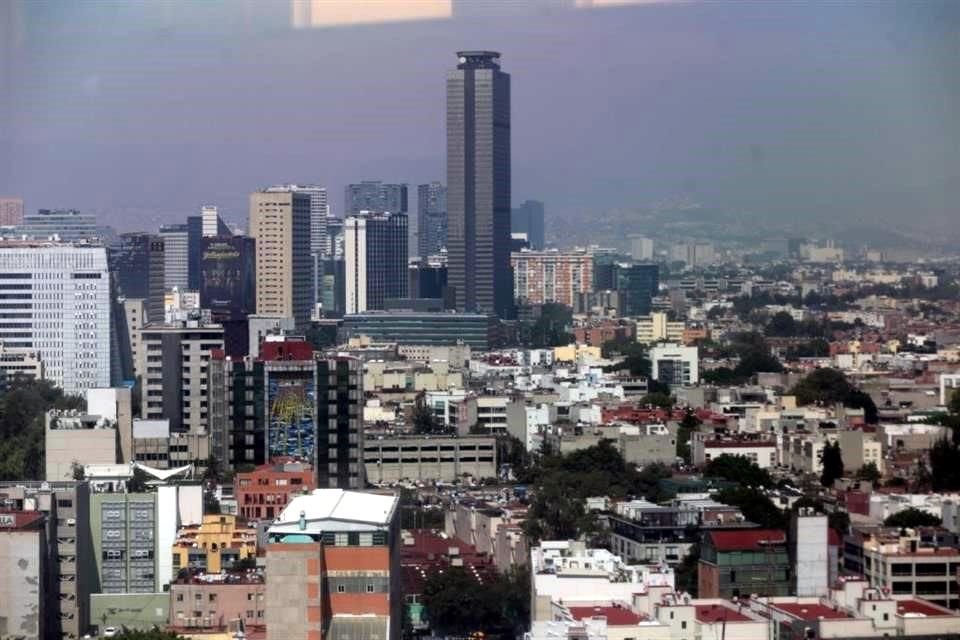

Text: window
xmin=367 ymin=584 xmax=375 ymax=593
xmin=337 ymin=584 xmax=346 ymax=593
xmin=177 ymin=594 xmax=184 ymax=602
xmin=209 ymin=594 xmax=217 ymax=602
xmin=681 ymin=621 xmax=687 ymax=630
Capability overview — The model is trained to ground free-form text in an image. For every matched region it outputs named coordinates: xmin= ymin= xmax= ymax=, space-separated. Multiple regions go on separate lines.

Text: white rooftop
xmin=272 ymin=489 xmax=398 ymax=532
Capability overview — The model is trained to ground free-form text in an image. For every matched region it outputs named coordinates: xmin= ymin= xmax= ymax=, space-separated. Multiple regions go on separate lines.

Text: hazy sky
xmin=1 ymin=0 xmax=958 ymax=237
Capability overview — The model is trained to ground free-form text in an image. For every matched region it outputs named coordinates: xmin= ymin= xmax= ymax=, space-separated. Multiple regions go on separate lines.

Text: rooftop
xmin=707 ymin=529 xmax=787 ymax=552
xmin=772 ymin=602 xmax=852 ymax=620
xmin=896 ymin=599 xmax=954 ymax=617
xmin=694 ymin=604 xmax=753 ymax=623
xmin=0 ymin=510 xmax=45 ymax=531
xmin=568 ymin=605 xmax=646 ymax=626
xmin=270 ymin=489 xmax=398 ymax=534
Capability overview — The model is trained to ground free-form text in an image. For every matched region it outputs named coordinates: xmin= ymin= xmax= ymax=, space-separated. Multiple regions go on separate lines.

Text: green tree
xmin=820 ymin=441 xmax=844 ymax=487
xmin=856 ymin=462 xmax=882 ymax=483
xmin=704 ymin=454 xmax=773 ymax=488
xmin=523 ymin=303 xmax=574 ymax=348
xmin=114 ymin=628 xmax=187 ymax=639
xmin=929 ymin=437 xmax=960 ymax=491
xmin=884 ymin=507 xmax=942 ymax=528
xmin=639 ymin=392 xmax=673 ymax=410
xmin=126 ymin=467 xmax=150 ymax=493
xmin=0 ymin=380 xmax=84 ymax=481
xmin=715 ymin=486 xmax=785 ymax=529
xmin=412 ymin=401 xmax=445 ymax=435
xmin=202 ymin=453 xmax=223 ymax=483
xmin=675 ymin=544 xmax=700 ymax=596
xmin=765 ymin=311 xmax=797 ymax=337
xmin=791 ymin=368 xmax=878 ymax=423
xmin=676 ymin=409 xmax=700 ymax=463
xmin=422 ymin=566 xmax=501 ymax=635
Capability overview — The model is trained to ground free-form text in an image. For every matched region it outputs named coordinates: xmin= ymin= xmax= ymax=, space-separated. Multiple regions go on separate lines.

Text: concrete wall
xmin=169 ymin=581 xmax=266 ymax=630
xmin=90 ymin=592 xmax=169 ymax=631
xmin=45 ymin=427 xmax=118 ymax=481
xmin=265 ymin=544 xmax=322 ymax=640
xmin=0 ymin=529 xmax=44 ymax=640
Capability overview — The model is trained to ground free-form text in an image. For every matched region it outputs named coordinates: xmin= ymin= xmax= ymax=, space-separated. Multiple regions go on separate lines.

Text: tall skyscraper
xmin=511 ymin=199 xmax=545 ymax=250
xmin=0 ymin=197 xmax=23 ymax=226
xmin=249 ymin=187 xmax=313 ymax=330
xmin=446 ymin=51 xmax=513 ymax=318
xmin=344 ymin=181 xmax=408 ymax=216
xmin=0 ymin=241 xmax=111 ymax=395
xmin=615 ymin=263 xmax=659 ymax=317
xmin=111 ymin=232 xmax=167 ymax=323
xmin=200 ymin=235 xmax=256 ymax=355
xmin=201 ymin=205 xmax=231 ymax=237
xmin=159 ymin=223 xmax=190 ymax=291
xmin=186 ymin=214 xmax=203 ymax=290
xmin=344 ymin=212 xmax=408 ymax=314
xmin=417 ymin=182 xmax=448 ymax=258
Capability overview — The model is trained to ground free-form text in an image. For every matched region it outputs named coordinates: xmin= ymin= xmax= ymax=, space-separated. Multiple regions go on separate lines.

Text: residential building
xmin=629 ymin=235 xmax=654 ymax=261
xmin=837 ymin=429 xmax=885 ymax=474
xmin=111 ymin=232 xmax=166 ymax=323
xmin=0 ymin=480 xmax=94 ymax=640
xmin=0 ymin=241 xmax=111 ymax=395
xmin=615 ymin=263 xmax=659 ymax=317
xmin=344 ymin=212 xmax=409 ymax=313
xmin=649 ymin=343 xmax=699 ymax=386
xmin=698 ymin=529 xmax=790 ymax=599
xmin=139 ymin=322 xmax=225 ymax=433
xmin=158 ymin=223 xmax=190 ymax=292
xmin=447 ymin=51 xmax=513 ymax=318
xmin=249 ymin=187 xmax=313 ymax=330
xmin=168 ymin=570 xmax=265 ymax=633
xmin=417 ymin=182 xmax=447 ymax=258
xmin=843 ymin=526 xmax=960 ymax=609
xmin=512 ymin=248 xmax=593 ymax=307
xmin=791 ymin=510 xmax=829 ymax=597
xmin=171 ymin=514 xmax=257 ymax=574
xmin=691 ymin=437 xmax=778 ymax=469
xmin=0 ymin=510 xmax=49 ymax=640
xmin=573 ymin=321 xmax=635 ymax=347
xmin=17 ymin=208 xmax=99 ymax=242
xmin=234 ymin=461 xmax=316 ymax=521
xmin=344 ymin=181 xmax=408 ymax=216
xmin=0 ymin=197 xmax=24 ymax=226
xmin=45 ymin=410 xmax=123 ymax=481
xmin=635 ymin=313 xmax=685 ymax=345
xmin=363 ymin=435 xmax=496 ymax=484
xmin=264 ymin=489 xmax=401 ymax=640
xmin=340 ymin=311 xmax=497 ymax=350
xmin=512 ymin=199 xmax=545 ymax=250
xmin=445 ymin=499 xmax=529 ymax=571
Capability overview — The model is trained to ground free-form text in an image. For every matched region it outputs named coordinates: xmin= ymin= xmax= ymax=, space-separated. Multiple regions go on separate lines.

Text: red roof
xmin=568 ymin=605 xmax=646 ymax=626
xmin=896 ymin=599 xmax=953 ymax=617
xmin=695 ymin=604 xmax=752 ymax=623
xmin=773 ymin=603 xmax=851 ymax=620
xmin=0 ymin=511 xmax=44 ymax=531
xmin=707 ymin=529 xmax=786 ymax=552
xmin=704 ymin=441 xmax=776 ymax=448
xmin=259 ymin=339 xmax=314 ymax=362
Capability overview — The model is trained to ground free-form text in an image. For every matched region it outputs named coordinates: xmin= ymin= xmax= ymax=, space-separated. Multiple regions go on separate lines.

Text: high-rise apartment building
xmin=249 ymin=188 xmax=313 ymax=330
xmin=0 ymin=197 xmax=24 ymax=226
xmin=511 ymin=199 xmax=545 ymax=250
xmin=111 ymin=233 xmax=166 ymax=324
xmin=511 ymin=248 xmax=593 ymax=307
xmin=17 ymin=208 xmax=99 ymax=242
xmin=0 ymin=241 xmax=111 ymax=395
xmin=447 ymin=51 xmax=513 ymax=317
xmin=139 ymin=322 xmax=225 ymax=433
xmin=417 ymin=182 xmax=448 ymax=258
xmin=159 ymin=223 xmax=190 ymax=292
xmin=630 ymin=235 xmax=655 ymax=261
xmin=344 ymin=212 xmax=408 ymax=314
xmin=344 ymin=181 xmax=408 ymax=216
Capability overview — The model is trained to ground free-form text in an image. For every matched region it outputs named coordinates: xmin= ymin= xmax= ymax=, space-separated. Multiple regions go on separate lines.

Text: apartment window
xmin=366 ymin=584 xmax=375 ymax=593
xmin=337 ymin=584 xmax=346 ymax=593
xmin=681 ymin=621 xmax=687 ymax=630
xmin=57 ymin=499 xmax=73 ymax=508
xmin=177 ymin=594 xmax=184 ymax=602
xmin=209 ymin=594 xmax=217 ymax=602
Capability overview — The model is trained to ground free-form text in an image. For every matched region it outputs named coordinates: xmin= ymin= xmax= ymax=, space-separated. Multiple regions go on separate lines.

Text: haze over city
xmin=2 ymin=0 xmax=958 ymax=240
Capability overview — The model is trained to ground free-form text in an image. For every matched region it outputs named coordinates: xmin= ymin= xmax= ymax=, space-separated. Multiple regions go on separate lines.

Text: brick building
xmin=234 ymin=460 xmax=316 ymax=521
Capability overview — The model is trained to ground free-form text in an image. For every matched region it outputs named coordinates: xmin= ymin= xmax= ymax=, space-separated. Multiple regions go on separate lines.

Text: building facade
xmin=614 ymin=263 xmax=659 ymax=317
xmin=511 ymin=249 xmax=593 ymax=307
xmin=0 ymin=242 xmax=111 ymax=395
xmin=344 ymin=212 xmax=409 ymax=314
xmin=417 ymin=182 xmax=447 ymax=258
xmin=249 ymin=188 xmax=313 ymax=330
xmin=234 ymin=461 xmax=316 ymax=521
xmin=364 ymin=435 xmax=496 ymax=484
xmin=158 ymin=223 xmax=190 ymax=292
xmin=340 ymin=311 xmax=496 ymax=351
xmin=111 ymin=232 xmax=166 ymax=323
xmin=446 ymin=51 xmax=513 ymax=318
xmin=17 ymin=209 xmax=99 ymax=242
xmin=344 ymin=181 xmax=408 ymax=216
xmin=512 ymin=199 xmax=545 ymax=250
xmin=698 ymin=529 xmax=790 ymax=599
xmin=649 ymin=343 xmax=699 ymax=386
xmin=0 ymin=197 xmax=24 ymax=227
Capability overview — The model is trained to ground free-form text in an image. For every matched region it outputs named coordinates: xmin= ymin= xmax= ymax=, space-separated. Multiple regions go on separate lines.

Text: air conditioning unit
xmin=66 ymin=518 xmax=76 ymax=526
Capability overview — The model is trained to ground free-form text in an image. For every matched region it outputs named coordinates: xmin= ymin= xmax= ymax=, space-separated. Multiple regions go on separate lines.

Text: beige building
xmin=635 ymin=312 xmax=685 ymax=345
xmin=249 ymin=188 xmax=313 ymax=329
xmin=45 ymin=410 xmax=120 ymax=481
xmin=0 ymin=341 xmax=44 ymax=382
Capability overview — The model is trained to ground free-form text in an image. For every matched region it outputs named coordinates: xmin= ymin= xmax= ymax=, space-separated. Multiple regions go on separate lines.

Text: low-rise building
xmin=172 ymin=514 xmax=257 ymax=574
xmin=45 ymin=410 xmax=121 ymax=481
xmin=698 ymin=529 xmax=790 ymax=599
xmin=0 ymin=510 xmax=50 ymax=640
xmin=234 ymin=460 xmax=316 ymax=522
xmin=168 ymin=571 xmax=266 ymax=634
xmin=364 ymin=435 xmax=496 ymax=484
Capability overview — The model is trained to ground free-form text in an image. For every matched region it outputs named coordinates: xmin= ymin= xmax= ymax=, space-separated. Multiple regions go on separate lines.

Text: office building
xmin=649 ymin=343 xmax=699 ymax=386
xmin=409 ymin=255 xmax=448 ymax=301
xmin=318 ymin=257 xmax=346 ymax=317
xmin=344 ymin=212 xmax=408 ymax=313
xmin=629 ymin=235 xmax=654 ymax=261
xmin=17 ymin=208 xmax=99 ymax=242
xmin=0 ymin=241 xmax=111 ymax=395
xmin=0 ymin=510 xmax=49 ymax=640
xmin=158 ymin=223 xmax=190 ymax=292
xmin=199 ymin=236 xmax=256 ymax=355
xmin=186 ymin=215 xmax=203 ymax=290
xmin=511 ymin=248 xmax=593 ymax=307
xmin=698 ymin=529 xmax=790 ymax=598
xmin=111 ymin=232 xmax=166 ymax=323
xmin=139 ymin=322 xmax=225 ymax=433
xmin=512 ymin=199 xmax=545 ymax=250
xmin=344 ymin=181 xmax=408 ymax=216
xmin=417 ymin=182 xmax=447 ymax=258
xmin=341 ymin=311 xmax=497 ymax=350
xmin=201 ymin=205 xmax=230 ymax=238
xmin=0 ymin=197 xmax=23 ymax=226
xmin=447 ymin=51 xmax=513 ymax=317
xmin=614 ymin=262 xmax=659 ymax=316
xmin=0 ymin=480 xmax=94 ymax=640
xmin=265 ymin=489 xmax=400 ymax=640
xmin=249 ymin=188 xmax=313 ymax=330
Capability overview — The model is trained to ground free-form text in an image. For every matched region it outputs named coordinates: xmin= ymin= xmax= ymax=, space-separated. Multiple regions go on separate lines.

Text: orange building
xmin=265 ymin=489 xmax=400 ymax=640
xmin=234 ymin=460 xmax=316 ymax=521
xmin=512 ymin=249 xmax=594 ymax=307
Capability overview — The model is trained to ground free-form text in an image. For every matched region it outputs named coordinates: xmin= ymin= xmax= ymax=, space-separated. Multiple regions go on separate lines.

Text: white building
xmin=344 ymin=215 xmax=368 ymax=314
xmin=0 ymin=241 xmax=111 ymax=394
xmin=649 ymin=344 xmax=699 ymax=386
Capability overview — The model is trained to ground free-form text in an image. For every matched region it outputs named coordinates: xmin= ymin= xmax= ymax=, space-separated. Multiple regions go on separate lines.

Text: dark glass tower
xmin=447 ymin=50 xmax=513 ymax=318
xmin=417 ymin=182 xmax=447 ymax=258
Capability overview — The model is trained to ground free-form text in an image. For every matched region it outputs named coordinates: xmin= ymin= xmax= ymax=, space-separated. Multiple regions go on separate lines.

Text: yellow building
xmin=554 ymin=344 xmax=602 ymax=363
xmin=172 ymin=514 xmax=258 ymax=574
